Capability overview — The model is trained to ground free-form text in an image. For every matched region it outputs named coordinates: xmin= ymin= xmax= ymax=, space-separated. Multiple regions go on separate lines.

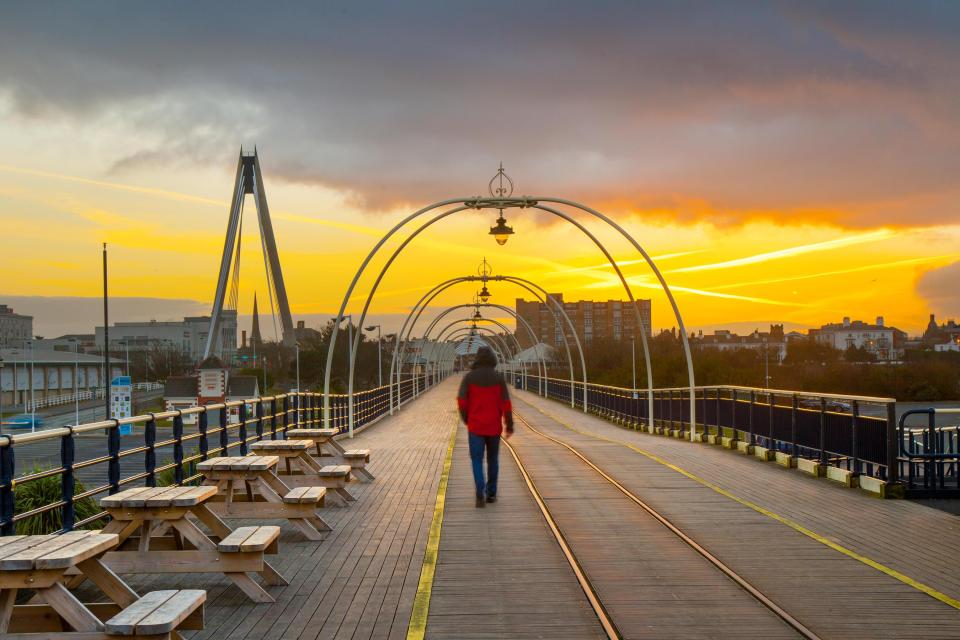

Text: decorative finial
xmin=488 ymin=162 xmax=515 ymax=198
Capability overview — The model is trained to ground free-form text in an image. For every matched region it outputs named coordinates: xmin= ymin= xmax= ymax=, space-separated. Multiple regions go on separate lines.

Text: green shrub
xmin=14 ymin=465 xmax=105 ymax=535
xmin=155 ymin=449 xmax=200 ymax=487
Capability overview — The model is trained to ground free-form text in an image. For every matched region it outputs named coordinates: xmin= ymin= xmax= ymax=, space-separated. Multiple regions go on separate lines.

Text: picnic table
xmin=0 ymin=531 xmax=207 ymax=638
xmin=94 ymin=486 xmax=287 ymax=603
xmin=250 ymin=441 xmax=356 ymax=504
xmin=286 ymin=430 xmax=375 ymax=482
xmin=197 ymin=456 xmax=331 ymax=541
xmin=285 ymin=428 xmax=346 ymax=456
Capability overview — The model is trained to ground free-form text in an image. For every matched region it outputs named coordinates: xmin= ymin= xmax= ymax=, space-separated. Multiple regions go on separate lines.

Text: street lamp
xmin=478 ymin=284 xmax=491 ymax=303
xmin=71 ymin=339 xmax=80 ymax=426
xmin=488 ymin=213 xmax=514 ymax=245
xmin=339 ymin=314 xmax=353 ymax=388
xmin=364 ymin=325 xmax=382 ymax=387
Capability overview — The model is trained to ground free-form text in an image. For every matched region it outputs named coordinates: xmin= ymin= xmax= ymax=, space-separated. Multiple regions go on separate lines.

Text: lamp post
xmin=631 ymin=336 xmax=637 ymax=393
xmin=0 ymin=357 xmax=5 ymax=433
xmin=72 ymin=339 xmax=80 ymax=426
xmin=365 ymin=325 xmax=382 ymax=387
xmin=295 ymin=342 xmax=300 ymax=393
xmin=28 ymin=339 xmax=35 ymax=432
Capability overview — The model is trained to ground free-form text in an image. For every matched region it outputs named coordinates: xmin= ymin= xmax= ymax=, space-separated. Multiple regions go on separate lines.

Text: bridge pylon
xmin=203 ymin=148 xmax=295 ymax=360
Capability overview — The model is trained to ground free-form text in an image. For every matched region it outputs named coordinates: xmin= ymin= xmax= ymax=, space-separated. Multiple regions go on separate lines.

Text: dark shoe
xmin=486 ymin=495 xmax=497 ymax=503
xmin=475 ymin=495 xmax=486 ymax=508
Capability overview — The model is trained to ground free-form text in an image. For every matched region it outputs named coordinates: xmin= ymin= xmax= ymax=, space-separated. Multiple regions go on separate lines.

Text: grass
xmin=14 ymin=465 xmax=105 ymax=535
xmin=155 ymin=449 xmax=200 ymax=487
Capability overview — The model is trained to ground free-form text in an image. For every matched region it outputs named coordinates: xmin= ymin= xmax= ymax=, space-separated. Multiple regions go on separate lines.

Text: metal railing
xmin=0 ymin=373 xmax=440 ymax=536
xmin=899 ymin=409 xmax=960 ymax=497
xmin=18 ymin=382 xmax=164 ymax=412
xmin=522 ymin=375 xmax=898 ymax=482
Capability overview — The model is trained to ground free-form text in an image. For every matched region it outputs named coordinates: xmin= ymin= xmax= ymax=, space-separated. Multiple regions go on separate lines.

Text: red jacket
xmin=456 ymin=367 xmax=513 ymax=436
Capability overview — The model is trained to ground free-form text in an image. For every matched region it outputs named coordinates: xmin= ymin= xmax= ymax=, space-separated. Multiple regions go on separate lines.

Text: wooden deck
xmin=66 ymin=377 xmax=960 ymax=638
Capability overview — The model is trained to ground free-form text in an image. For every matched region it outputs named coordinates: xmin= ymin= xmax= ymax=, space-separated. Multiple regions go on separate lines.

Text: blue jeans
xmin=468 ymin=432 xmax=500 ymax=498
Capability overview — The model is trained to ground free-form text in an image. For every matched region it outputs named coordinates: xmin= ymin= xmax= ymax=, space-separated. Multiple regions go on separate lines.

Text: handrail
xmin=0 ymin=372 xmax=444 ymax=536
xmin=522 ymin=374 xmax=899 ymax=483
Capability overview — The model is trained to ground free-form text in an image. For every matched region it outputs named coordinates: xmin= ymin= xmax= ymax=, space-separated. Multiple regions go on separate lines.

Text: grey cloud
xmin=917 ymin=261 xmax=960 ymax=316
xmin=1 ymin=1 xmax=958 ymax=223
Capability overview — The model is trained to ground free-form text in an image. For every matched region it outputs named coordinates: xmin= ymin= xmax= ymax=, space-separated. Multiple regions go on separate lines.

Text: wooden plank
xmin=0 ymin=536 xmax=54 ymax=562
xmin=0 ymin=532 xmax=93 ymax=570
xmin=41 ymin=581 xmax=103 ymax=632
xmin=248 ymin=456 xmax=278 ymax=471
xmin=34 ymin=534 xmax=118 ymax=569
xmin=99 ymin=487 xmax=152 ymax=509
xmin=103 ymin=589 xmax=175 ymax=634
xmin=169 ymin=485 xmax=217 ymax=506
xmin=133 ymin=589 xmax=206 ymax=635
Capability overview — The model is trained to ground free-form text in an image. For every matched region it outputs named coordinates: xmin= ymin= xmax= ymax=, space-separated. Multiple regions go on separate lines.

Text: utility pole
xmin=103 ymin=243 xmax=111 ymax=420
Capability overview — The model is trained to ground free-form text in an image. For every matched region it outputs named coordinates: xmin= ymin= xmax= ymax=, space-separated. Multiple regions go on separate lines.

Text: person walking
xmin=456 ymin=346 xmax=514 ymax=508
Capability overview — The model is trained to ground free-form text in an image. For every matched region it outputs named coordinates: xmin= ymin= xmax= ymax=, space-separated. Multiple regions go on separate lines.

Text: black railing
xmin=522 ymin=375 xmax=898 ymax=482
xmin=899 ymin=409 xmax=960 ymax=497
xmin=0 ymin=374 xmax=438 ymax=536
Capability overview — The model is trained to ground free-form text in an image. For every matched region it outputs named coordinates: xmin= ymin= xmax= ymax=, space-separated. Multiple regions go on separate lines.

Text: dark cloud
xmin=917 ymin=261 xmax=960 ymax=316
xmin=1 ymin=1 xmax=958 ymax=224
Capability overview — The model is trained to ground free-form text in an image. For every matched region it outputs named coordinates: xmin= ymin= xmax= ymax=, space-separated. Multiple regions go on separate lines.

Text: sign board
xmin=111 ymin=375 xmax=133 ymax=435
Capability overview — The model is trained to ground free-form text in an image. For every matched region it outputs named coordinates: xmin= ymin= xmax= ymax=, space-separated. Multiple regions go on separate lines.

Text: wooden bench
xmin=342 ymin=449 xmax=375 ymax=481
xmin=104 ymin=589 xmax=205 ymax=638
xmin=218 ymin=526 xmax=280 ymax=554
xmin=281 ymin=465 xmax=355 ymax=505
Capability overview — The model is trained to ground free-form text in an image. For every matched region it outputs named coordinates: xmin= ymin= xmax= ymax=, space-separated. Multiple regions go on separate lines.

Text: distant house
xmin=693 ymin=325 xmax=787 ymax=362
xmin=163 ymin=356 xmax=259 ymax=424
xmin=809 ymin=316 xmax=904 ymax=361
xmin=923 ymin=314 xmax=960 ymax=351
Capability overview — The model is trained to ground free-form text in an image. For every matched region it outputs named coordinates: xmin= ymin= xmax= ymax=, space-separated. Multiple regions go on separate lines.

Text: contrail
xmin=666 ymin=230 xmax=896 ymax=274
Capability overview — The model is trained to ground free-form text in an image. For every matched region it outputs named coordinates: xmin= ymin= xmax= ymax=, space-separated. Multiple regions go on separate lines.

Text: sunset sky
xmin=1 ymin=2 xmax=958 ymax=338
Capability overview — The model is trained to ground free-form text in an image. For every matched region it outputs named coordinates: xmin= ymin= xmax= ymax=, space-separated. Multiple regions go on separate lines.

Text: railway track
xmin=504 ymin=410 xmax=822 ymax=640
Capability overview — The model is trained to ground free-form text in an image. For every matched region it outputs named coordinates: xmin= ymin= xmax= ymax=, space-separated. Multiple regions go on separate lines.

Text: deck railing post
xmin=885 ymin=401 xmax=898 ymax=483
xmin=748 ymin=391 xmax=755 ymax=447
xmin=219 ymin=405 xmax=229 ymax=456
xmin=238 ymin=403 xmax=248 ymax=455
xmin=818 ymin=397 xmax=827 ymax=464
xmin=145 ymin=414 xmax=157 ymax=487
xmin=271 ymin=398 xmax=278 ymax=439
xmin=173 ymin=413 xmax=184 ymax=486
xmin=0 ymin=441 xmax=14 ymax=535
xmin=60 ymin=428 xmax=76 ymax=531
xmin=198 ymin=411 xmax=209 ymax=462
xmin=730 ymin=390 xmax=737 ymax=440
xmin=107 ymin=419 xmax=121 ymax=495
xmin=768 ymin=392 xmax=774 ymax=449
xmin=791 ymin=394 xmax=798 ymax=459
xmin=668 ymin=390 xmax=674 ymax=431
xmin=255 ymin=400 xmax=265 ymax=441
xmin=850 ymin=400 xmax=859 ymax=475
xmin=715 ymin=389 xmax=721 ymax=438
xmin=283 ymin=395 xmax=290 ymax=436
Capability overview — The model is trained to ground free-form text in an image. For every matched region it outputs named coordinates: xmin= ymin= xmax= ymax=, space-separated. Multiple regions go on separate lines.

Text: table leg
xmin=261 ymin=471 xmax=293 ymax=496
xmin=297 ymin=451 xmax=324 ymax=474
xmin=138 ymin=520 xmax=153 ymax=552
xmin=0 ymin=589 xmax=17 ymax=634
xmin=77 ymin=557 xmax=138 ymax=607
xmin=41 ymin=582 xmax=103 ymax=632
xmin=327 ymin=438 xmax=347 ymax=455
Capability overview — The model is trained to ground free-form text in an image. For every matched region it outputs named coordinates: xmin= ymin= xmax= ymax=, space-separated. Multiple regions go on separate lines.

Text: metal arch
xmin=322 ymin=198 xmax=476 ymax=430
xmin=434 ymin=321 xmax=538 ymax=384
xmin=443 ymin=328 xmax=516 ymax=378
xmin=326 ymin=194 xmax=691 ymax=435
xmin=415 ymin=304 xmax=552 ymax=391
xmin=525 ymin=204 xmax=654 ymax=429
xmin=389 ymin=276 xmax=583 ymax=410
xmin=413 ymin=304 xmax=550 ymax=392
xmin=531 ymin=196 xmax=694 ymax=439
xmin=443 ymin=324 xmax=518 ymax=366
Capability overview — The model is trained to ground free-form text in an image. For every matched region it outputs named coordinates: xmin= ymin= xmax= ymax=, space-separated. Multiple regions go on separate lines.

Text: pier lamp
xmin=478 ymin=284 xmax=491 ymax=303
xmin=489 ymin=213 xmax=514 ymax=245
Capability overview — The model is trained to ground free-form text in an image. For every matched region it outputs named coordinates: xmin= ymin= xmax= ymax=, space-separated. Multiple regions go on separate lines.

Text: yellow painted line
xmin=522 ymin=399 xmax=960 ymax=611
xmin=407 ymin=420 xmax=458 ymax=640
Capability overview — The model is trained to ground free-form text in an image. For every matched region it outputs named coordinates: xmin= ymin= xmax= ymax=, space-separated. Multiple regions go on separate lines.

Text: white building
xmin=0 ymin=305 xmax=33 ymax=348
xmin=96 ymin=311 xmax=237 ymax=364
xmin=0 ymin=346 xmax=122 ymax=408
xmin=163 ymin=356 xmax=259 ymax=424
xmin=810 ymin=316 xmax=903 ymax=361
xmin=694 ymin=325 xmax=788 ymax=362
